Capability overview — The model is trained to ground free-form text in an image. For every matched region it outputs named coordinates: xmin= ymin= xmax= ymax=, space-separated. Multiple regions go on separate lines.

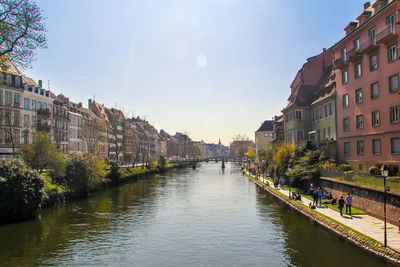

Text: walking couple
xmin=338 ymin=193 xmax=352 ymax=216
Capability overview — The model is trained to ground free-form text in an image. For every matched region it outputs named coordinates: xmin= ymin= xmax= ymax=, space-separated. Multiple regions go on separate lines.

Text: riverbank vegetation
xmin=1 ymin=131 xmax=188 ymax=224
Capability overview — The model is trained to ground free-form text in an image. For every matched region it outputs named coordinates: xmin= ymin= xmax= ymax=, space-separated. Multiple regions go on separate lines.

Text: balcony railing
xmin=360 ymin=38 xmax=379 ymax=53
xmin=333 ymin=57 xmax=348 ymax=69
xmin=377 ymin=25 xmax=398 ymax=44
xmin=346 ymin=48 xmax=363 ymax=62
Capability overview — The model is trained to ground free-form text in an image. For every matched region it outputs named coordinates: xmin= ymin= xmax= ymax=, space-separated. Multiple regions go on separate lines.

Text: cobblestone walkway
xmin=251 ymin=174 xmax=400 ymax=252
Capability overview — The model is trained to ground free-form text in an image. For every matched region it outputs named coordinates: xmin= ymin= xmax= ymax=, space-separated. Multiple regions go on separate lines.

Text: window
xmin=372 ymin=111 xmax=380 ymax=126
xmin=32 ymin=100 xmax=36 ymax=110
xmin=32 ymin=115 xmax=36 ymax=126
xmin=6 ymin=75 xmax=11 ymax=86
xmin=343 ymin=118 xmax=350 ymax=131
xmin=24 ymin=98 xmax=29 ymax=109
xmin=23 ymin=115 xmax=29 ymax=127
xmin=356 ymin=115 xmax=364 ymax=129
xmin=327 ymin=127 xmax=331 ymax=139
xmin=359 ymin=164 xmax=363 ymax=171
xmin=38 ymin=102 xmax=42 ymax=110
xmin=342 ymin=70 xmax=348 ymax=84
xmin=355 ymin=88 xmax=363 ymax=103
xmin=370 ymin=54 xmax=378 ymax=70
xmin=5 ymin=91 xmax=11 ymax=105
xmin=295 ymin=109 xmax=303 ymax=120
xmin=369 ymin=27 xmax=376 ymax=44
xmin=388 ymin=44 xmax=397 ymax=62
xmin=373 ymin=139 xmax=381 ymax=154
xmin=353 ymin=39 xmax=360 ymax=50
xmin=371 ymin=82 xmax=379 ymax=98
xmin=341 ymin=47 xmax=347 ymax=61
xmin=390 ymin=106 xmax=399 ymax=123
xmin=328 ymin=102 xmax=333 ymax=116
xmin=15 ymin=77 xmax=20 ymax=87
xmin=13 ymin=111 xmax=19 ymax=125
xmin=324 ymin=105 xmax=328 ymax=117
xmin=344 ymin=142 xmax=350 ymax=155
xmin=343 ymin=94 xmax=349 ymax=107
xmin=357 ymin=141 xmax=364 ymax=155
xmin=387 ymin=13 xmax=396 ymax=33
xmin=392 ymin=138 xmax=400 ymax=154
xmin=355 ymin=63 xmax=362 ymax=78
xmin=389 ymin=74 xmax=398 ymax=92
xmin=13 ymin=94 xmax=19 ymax=105
xmin=297 ymin=130 xmax=304 ymax=141
xmin=323 ymin=128 xmax=326 ymax=140
xmin=43 ymin=103 xmax=47 ymax=110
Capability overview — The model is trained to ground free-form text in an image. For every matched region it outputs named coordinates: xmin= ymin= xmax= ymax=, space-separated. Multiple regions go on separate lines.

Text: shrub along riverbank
xmin=0 ymin=148 xmax=190 ymax=225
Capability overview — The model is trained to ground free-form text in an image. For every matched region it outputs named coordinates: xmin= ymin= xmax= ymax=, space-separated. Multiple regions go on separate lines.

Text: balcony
xmin=347 ymin=48 xmax=363 ymax=62
xmin=360 ymin=39 xmax=379 ymax=54
xmin=333 ymin=57 xmax=348 ymax=69
xmin=377 ymin=25 xmax=398 ymax=44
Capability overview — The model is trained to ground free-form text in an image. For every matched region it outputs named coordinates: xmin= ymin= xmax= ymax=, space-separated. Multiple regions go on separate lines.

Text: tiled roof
xmin=22 ymin=76 xmax=39 ymax=87
xmin=256 ymin=120 xmax=274 ymax=132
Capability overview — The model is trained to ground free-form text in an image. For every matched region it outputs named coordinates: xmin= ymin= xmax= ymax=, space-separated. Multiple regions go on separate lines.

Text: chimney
xmin=88 ymin=99 xmax=92 ymax=107
xmin=38 ymin=80 xmax=42 ymax=88
xmin=364 ymin=2 xmax=370 ymax=9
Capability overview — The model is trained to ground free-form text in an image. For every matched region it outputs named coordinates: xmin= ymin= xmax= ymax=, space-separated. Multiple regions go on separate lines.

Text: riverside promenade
xmin=245 ymin=172 xmax=400 ymax=256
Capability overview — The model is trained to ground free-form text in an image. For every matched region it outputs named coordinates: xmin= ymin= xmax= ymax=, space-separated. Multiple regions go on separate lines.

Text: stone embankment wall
xmin=320 ymin=177 xmax=400 ymax=225
xmin=245 ymin=173 xmax=400 ymax=264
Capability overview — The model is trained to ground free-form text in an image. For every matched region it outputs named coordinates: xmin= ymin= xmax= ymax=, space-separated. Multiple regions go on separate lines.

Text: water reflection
xmin=0 ymin=163 xmax=394 ymax=266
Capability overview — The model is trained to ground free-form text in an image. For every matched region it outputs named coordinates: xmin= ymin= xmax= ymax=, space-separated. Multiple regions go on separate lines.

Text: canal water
xmin=0 ymin=162 xmax=394 ymax=266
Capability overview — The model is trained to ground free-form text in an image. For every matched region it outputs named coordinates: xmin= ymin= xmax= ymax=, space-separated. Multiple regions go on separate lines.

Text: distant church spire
xmin=218 ymin=138 xmax=221 ymax=145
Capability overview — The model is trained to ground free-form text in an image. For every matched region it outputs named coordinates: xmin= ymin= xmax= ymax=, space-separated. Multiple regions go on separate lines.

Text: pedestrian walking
xmin=317 ymin=187 xmax=323 ymax=206
xmin=338 ymin=196 xmax=345 ymax=216
xmin=312 ymin=189 xmax=318 ymax=207
xmin=345 ymin=193 xmax=352 ymax=216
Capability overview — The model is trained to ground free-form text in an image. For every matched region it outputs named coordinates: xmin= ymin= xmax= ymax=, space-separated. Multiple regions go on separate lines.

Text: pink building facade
xmin=334 ymin=0 xmax=400 ymax=172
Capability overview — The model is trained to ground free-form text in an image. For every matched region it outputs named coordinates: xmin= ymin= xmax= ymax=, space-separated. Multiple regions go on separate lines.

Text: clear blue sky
xmin=26 ymin=0 xmax=364 ymax=145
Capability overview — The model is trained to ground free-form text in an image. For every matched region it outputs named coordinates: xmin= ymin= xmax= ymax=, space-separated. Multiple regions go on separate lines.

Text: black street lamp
xmin=288 ymin=164 xmax=292 ymax=199
xmin=380 ymin=164 xmax=389 ymax=248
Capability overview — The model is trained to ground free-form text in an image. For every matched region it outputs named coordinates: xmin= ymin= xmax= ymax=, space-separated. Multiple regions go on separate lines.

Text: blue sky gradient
xmin=26 ymin=0 xmax=364 ymax=145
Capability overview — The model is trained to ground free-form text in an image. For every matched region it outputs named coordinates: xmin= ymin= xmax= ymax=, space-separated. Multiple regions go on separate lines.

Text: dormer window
xmin=6 ymin=75 xmax=11 ymax=86
xmin=15 ymin=77 xmax=20 ymax=87
xmin=24 ymin=84 xmax=28 ymax=91
xmin=372 ymin=0 xmax=387 ymax=13
xmin=34 ymin=87 xmax=38 ymax=94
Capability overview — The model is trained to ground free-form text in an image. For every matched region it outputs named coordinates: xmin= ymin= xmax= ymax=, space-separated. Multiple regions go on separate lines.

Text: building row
xmin=255 ymin=0 xmax=400 ymax=172
xmin=0 ymin=61 xmax=228 ymax=162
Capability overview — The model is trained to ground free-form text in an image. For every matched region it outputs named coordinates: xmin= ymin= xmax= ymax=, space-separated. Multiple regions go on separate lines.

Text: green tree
xmin=0 ymin=0 xmax=47 ymax=69
xmin=288 ymin=149 xmax=324 ymax=188
xmin=158 ymin=155 xmax=168 ymax=169
xmin=66 ymin=153 xmax=110 ymax=195
xmin=0 ymin=159 xmax=44 ymax=223
xmin=22 ymin=131 xmax=66 ymax=176
xmin=268 ymin=143 xmax=296 ymax=177
xmin=193 ymin=144 xmax=202 ymax=159
xmin=244 ymin=146 xmax=256 ymax=161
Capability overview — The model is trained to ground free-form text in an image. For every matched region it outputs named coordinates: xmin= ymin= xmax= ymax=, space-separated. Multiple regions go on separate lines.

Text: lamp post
xmin=288 ymin=164 xmax=292 ymax=199
xmin=381 ymin=164 xmax=389 ymax=248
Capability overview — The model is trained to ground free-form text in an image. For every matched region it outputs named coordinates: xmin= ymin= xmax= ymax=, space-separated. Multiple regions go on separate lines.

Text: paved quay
xmin=247 ymin=172 xmax=400 ymax=252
